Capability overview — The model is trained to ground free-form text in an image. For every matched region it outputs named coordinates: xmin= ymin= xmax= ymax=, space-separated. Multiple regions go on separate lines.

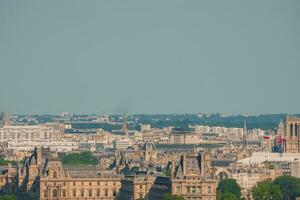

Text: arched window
xmin=52 ymin=189 xmax=58 ymax=197
xmin=290 ymin=124 xmax=294 ymax=137
xmin=296 ymin=124 xmax=298 ymax=137
xmin=53 ymin=171 xmax=57 ymax=179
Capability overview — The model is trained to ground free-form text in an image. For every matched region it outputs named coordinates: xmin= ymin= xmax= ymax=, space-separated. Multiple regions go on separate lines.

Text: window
xmin=139 ymin=185 xmax=143 ymax=189
xmin=197 ymin=186 xmax=201 ymax=194
xmin=81 ymin=190 xmax=84 ymax=197
xmin=89 ymin=190 xmax=92 ymax=197
xmin=52 ymin=189 xmax=58 ymax=198
xmin=97 ymin=190 xmax=100 ymax=197
xmin=89 ymin=182 xmax=92 ymax=186
xmin=208 ymin=186 xmax=211 ymax=194
xmin=177 ymin=186 xmax=181 ymax=193
xmin=73 ymin=182 xmax=76 ymax=186
xmin=192 ymin=186 xmax=196 ymax=193
xmin=53 ymin=171 xmax=57 ymax=179
xmin=187 ymin=186 xmax=191 ymax=193
xmin=291 ymin=124 xmax=294 ymax=136
xmin=62 ymin=190 xmax=66 ymax=197
xmin=105 ymin=190 xmax=108 ymax=197
xmin=44 ymin=191 xmax=47 ymax=197
xmin=113 ymin=190 xmax=117 ymax=197
xmin=73 ymin=190 xmax=76 ymax=197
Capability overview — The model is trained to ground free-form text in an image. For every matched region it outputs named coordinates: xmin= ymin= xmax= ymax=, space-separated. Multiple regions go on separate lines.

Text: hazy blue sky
xmin=0 ymin=0 xmax=299 ymax=115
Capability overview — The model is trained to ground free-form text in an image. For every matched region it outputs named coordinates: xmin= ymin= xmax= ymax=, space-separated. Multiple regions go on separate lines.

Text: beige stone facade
xmin=17 ymin=147 xmax=121 ymax=200
xmin=121 ymin=175 xmax=154 ymax=200
xmin=283 ymin=116 xmax=300 ymax=153
xmin=170 ymin=152 xmax=217 ymax=200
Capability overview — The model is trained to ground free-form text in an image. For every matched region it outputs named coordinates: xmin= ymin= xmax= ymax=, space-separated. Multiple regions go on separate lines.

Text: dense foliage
xmin=0 ymin=156 xmax=18 ymax=166
xmin=66 ymin=114 xmax=297 ymax=131
xmin=0 ymin=195 xmax=17 ymax=200
xmin=252 ymin=181 xmax=283 ymax=200
xmin=217 ymin=179 xmax=241 ymax=200
xmin=61 ymin=152 xmax=98 ymax=165
xmin=0 ymin=156 xmax=9 ymax=165
xmin=273 ymin=175 xmax=300 ymax=200
xmin=162 ymin=193 xmax=184 ymax=200
xmin=251 ymin=176 xmax=300 ymax=200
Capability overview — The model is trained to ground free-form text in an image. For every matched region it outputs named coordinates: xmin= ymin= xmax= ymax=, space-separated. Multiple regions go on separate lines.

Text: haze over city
xmin=2 ymin=1 xmax=300 ymax=200
xmin=1 ymin=0 xmax=300 ymax=115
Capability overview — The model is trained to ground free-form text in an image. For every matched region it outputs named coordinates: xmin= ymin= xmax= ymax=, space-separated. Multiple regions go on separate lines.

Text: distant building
xmin=170 ymin=133 xmax=201 ymax=144
xmin=0 ymin=125 xmax=62 ymax=143
xmin=114 ymin=137 xmax=132 ymax=150
xmin=140 ymin=124 xmax=151 ymax=132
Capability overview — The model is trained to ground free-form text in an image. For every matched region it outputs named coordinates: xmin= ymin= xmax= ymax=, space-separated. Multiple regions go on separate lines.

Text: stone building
xmin=0 ymin=124 xmax=62 ymax=143
xmin=0 ymin=164 xmax=16 ymax=195
xmin=121 ymin=175 xmax=154 ymax=200
xmin=16 ymin=147 xmax=121 ymax=200
xmin=169 ymin=152 xmax=217 ymax=200
xmin=283 ymin=116 xmax=300 ymax=153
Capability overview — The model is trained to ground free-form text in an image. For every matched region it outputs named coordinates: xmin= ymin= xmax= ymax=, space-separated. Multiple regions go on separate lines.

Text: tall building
xmin=0 ymin=112 xmax=10 ymax=126
xmin=283 ymin=116 xmax=300 ymax=153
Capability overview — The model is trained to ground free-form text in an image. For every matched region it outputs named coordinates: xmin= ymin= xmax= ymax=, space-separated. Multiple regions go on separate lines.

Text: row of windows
xmin=176 ymin=186 xmax=211 ymax=194
xmin=46 ymin=189 xmax=117 ymax=198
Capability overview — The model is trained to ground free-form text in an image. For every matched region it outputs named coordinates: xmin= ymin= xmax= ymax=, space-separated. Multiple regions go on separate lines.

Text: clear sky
xmin=0 ymin=0 xmax=299 ymax=115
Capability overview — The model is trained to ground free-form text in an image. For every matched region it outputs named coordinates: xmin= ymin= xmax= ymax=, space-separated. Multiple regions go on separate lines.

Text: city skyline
xmin=1 ymin=0 xmax=300 ymax=115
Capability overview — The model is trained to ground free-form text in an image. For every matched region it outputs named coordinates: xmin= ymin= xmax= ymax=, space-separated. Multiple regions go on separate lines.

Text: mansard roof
xmin=174 ymin=154 xmax=201 ymax=178
xmin=63 ymin=165 xmax=102 ymax=178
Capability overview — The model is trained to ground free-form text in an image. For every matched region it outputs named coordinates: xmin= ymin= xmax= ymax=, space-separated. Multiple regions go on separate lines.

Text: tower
xmin=0 ymin=112 xmax=10 ymax=126
xmin=283 ymin=116 xmax=300 ymax=153
xmin=242 ymin=120 xmax=247 ymax=149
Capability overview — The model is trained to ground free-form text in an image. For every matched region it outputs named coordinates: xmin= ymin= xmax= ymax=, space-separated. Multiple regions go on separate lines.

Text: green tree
xmin=61 ymin=152 xmax=98 ymax=165
xmin=162 ymin=193 xmax=184 ymax=200
xmin=0 ymin=194 xmax=17 ymax=200
xmin=222 ymin=193 xmax=239 ymax=200
xmin=217 ymin=179 xmax=241 ymax=200
xmin=273 ymin=175 xmax=300 ymax=200
xmin=0 ymin=156 xmax=9 ymax=165
xmin=252 ymin=181 xmax=283 ymax=200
